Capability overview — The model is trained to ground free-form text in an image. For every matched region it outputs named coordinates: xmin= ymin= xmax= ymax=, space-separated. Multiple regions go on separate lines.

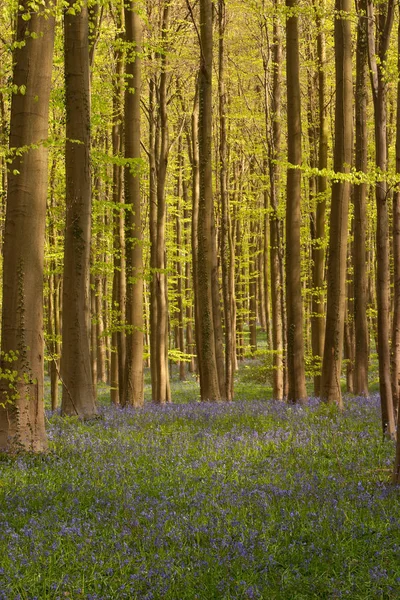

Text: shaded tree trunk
xmin=123 ymin=0 xmax=144 ymax=407
xmin=110 ymin=12 xmax=126 ymax=405
xmin=367 ymin=0 xmax=396 ymax=436
xmin=320 ymin=0 xmax=352 ymax=408
xmin=219 ymin=0 xmax=234 ymax=400
xmin=285 ymin=0 xmax=307 ymax=403
xmin=391 ymin=12 xmax=400 ymax=423
xmin=61 ymin=0 xmax=97 ymax=418
xmin=353 ymin=0 xmax=369 ymax=396
xmin=266 ymin=0 xmax=284 ymax=400
xmin=311 ymin=0 xmax=328 ymax=397
xmin=196 ymin=0 xmax=221 ymax=401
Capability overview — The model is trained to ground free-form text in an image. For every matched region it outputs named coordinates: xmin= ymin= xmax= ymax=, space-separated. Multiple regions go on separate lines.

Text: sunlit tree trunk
xmin=320 ymin=0 xmax=352 ymax=408
xmin=61 ymin=0 xmax=97 ymax=418
xmin=123 ymin=0 xmax=144 ymax=407
xmin=155 ymin=3 xmax=170 ymax=404
xmin=285 ymin=0 xmax=307 ymax=403
xmin=0 ymin=0 xmax=55 ymax=450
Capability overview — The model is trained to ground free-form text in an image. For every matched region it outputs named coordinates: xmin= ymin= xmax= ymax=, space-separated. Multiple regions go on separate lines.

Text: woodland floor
xmin=0 ymin=353 xmax=399 ymax=599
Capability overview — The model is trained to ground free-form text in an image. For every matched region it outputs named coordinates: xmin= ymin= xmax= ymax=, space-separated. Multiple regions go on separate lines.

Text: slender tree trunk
xmin=183 ymin=178 xmax=196 ymax=374
xmin=149 ymin=71 xmax=159 ymax=401
xmin=123 ymin=0 xmax=144 ymax=407
xmin=353 ymin=0 xmax=369 ymax=396
xmin=285 ymin=0 xmax=307 ymax=403
xmin=320 ymin=0 xmax=352 ymax=408
xmin=61 ymin=0 xmax=97 ymax=418
xmin=266 ymin=0 xmax=284 ymax=400
xmin=190 ymin=83 xmax=202 ymax=381
xmin=311 ymin=1 xmax=328 ymax=396
xmin=154 ymin=4 xmax=170 ymax=404
xmin=176 ymin=145 xmax=186 ymax=381
xmin=196 ymin=0 xmax=221 ymax=401
xmin=219 ymin=0 xmax=234 ymax=400
xmin=367 ymin=0 xmax=396 ymax=436
xmin=391 ymin=12 xmax=400 ymax=423
xmin=344 ymin=268 xmax=355 ymax=394
xmin=249 ymin=216 xmax=258 ymax=357
xmin=48 ymin=161 xmax=61 ymax=411
xmin=110 ymin=15 xmax=125 ymax=405
xmin=90 ymin=273 xmax=98 ymax=397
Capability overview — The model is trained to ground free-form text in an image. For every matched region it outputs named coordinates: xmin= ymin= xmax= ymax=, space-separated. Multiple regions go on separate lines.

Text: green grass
xmin=1 ymin=385 xmax=400 ymax=599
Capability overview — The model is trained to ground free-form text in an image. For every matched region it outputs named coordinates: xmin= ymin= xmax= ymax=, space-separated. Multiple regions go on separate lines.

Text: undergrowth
xmin=0 ymin=391 xmax=399 ymax=599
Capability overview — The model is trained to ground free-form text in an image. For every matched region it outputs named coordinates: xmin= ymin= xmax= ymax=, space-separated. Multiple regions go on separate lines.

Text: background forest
xmin=1 ymin=0 xmax=400 ymax=451
xmin=3 ymin=0 xmax=400 ymax=597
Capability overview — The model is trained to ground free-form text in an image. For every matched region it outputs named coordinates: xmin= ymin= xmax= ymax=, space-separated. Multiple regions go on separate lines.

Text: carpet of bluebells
xmin=1 ymin=395 xmax=400 ymax=599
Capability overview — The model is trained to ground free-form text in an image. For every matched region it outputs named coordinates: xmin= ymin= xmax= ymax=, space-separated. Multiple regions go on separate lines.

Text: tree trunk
xmin=123 ymin=0 xmax=144 ymax=407
xmin=110 ymin=14 xmax=125 ymax=405
xmin=285 ymin=0 xmax=307 ymax=403
xmin=176 ymin=145 xmax=186 ymax=381
xmin=320 ymin=0 xmax=352 ymax=408
xmin=353 ymin=0 xmax=369 ymax=396
xmin=367 ymin=0 xmax=396 ymax=437
xmin=219 ymin=0 xmax=234 ymax=399
xmin=311 ymin=0 xmax=328 ymax=397
xmin=196 ymin=0 xmax=221 ymax=401
xmin=266 ymin=0 xmax=284 ymax=400
xmin=154 ymin=4 xmax=170 ymax=404
xmin=61 ymin=0 xmax=97 ymax=418
xmin=249 ymin=217 xmax=258 ymax=358
xmin=0 ymin=0 xmax=55 ymax=451
xmin=392 ymin=12 xmax=400 ymax=423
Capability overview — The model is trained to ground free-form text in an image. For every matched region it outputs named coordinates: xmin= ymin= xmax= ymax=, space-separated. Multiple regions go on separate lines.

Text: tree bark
xmin=311 ymin=0 xmax=328 ymax=397
xmin=218 ymin=0 xmax=234 ymax=399
xmin=353 ymin=0 xmax=369 ymax=396
xmin=154 ymin=3 xmax=170 ymax=404
xmin=110 ymin=11 xmax=126 ymax=405
xmin=266 ymin=0 xmax=284 ymax=400
xmin=123 ymin=0 xmax=144 ymax=407
xmin=0 ymin=0 xmax=55 ymax=450
xmin=320 ymin=0 xmax=352 ymax=408
xmin=391 ymin=11 xmax=400 ymax=423
xmin=367 ymin=0 xmax=396 ymax=436
xmin=61 ymin=0 xmax=97 ymax=418
xmin=285 ymin=0 xmax=307 ymax=403
xmin=196 ymin=0 xmax=221 ymax=401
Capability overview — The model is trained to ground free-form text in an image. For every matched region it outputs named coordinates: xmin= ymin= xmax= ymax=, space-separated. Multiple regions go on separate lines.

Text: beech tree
xmin=123 ymin=0 xmax=144 ymax=407
xmin=0 ymin=0 xmax=55 ymax=450
xmin=310 ymin=0 xmax=328 ymax=397
xmin=353 ymin=0 xmax=369 ymax=397
xmin=320 ymin=0 xmax=352 ymax=407
xmin=285 ymin=0 xmax=307 ymax=403
xmin=61 ymin=0 xmax=97 ymax=418
xmin=367 ymin=0 xmax=396 ymax=437
xmin=266 ymin=0 xmax=284 ymax=401
xmin=195 ymin=0 xmax=223 ymax=401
